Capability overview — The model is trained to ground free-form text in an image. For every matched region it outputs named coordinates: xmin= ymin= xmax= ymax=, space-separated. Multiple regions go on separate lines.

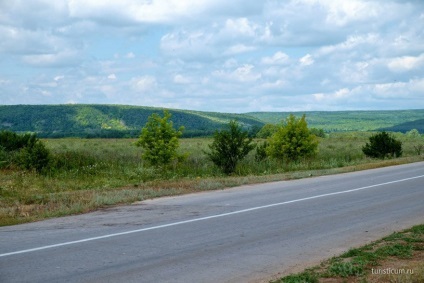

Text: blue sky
xmin=0 ymin=0 xmax=423 ymax=113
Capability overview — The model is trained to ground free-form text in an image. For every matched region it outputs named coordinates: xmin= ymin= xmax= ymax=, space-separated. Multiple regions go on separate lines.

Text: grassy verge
xmin=1 ymin=134 xmax=423 ymax=226
xmin=272 ymin=224 xmax=424 ymax=283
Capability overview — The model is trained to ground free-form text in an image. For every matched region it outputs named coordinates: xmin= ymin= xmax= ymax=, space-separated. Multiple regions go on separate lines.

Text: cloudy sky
xmin=1 ymin=0 xmax=423 ymax=113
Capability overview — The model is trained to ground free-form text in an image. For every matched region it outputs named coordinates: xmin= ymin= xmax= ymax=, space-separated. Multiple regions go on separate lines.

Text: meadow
xmin=1 ymin=132 xmax=423 ymax=226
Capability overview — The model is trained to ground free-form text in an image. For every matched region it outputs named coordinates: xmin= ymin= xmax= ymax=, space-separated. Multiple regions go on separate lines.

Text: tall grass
xmin=1 ymin=133 xmax=423 ymax=225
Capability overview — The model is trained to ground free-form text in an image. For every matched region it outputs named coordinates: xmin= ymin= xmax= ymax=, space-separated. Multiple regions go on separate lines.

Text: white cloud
xmin=317 ymin=0 xmax=379 ymax=26
xmin=1 ymin=0 xmax=424 ymax=111
xmin=131 ymin=76 xmax=157 ymax=92
xmin=261 ymin=52 xmax=289 ymax=65
xmin=68 ymin=0 xmax=263 ymax=24
xmin=125 ymin=52 xmax=135 ymax=59
xmin=299 ymin=54 xmax=314 ymax=66
xmin=318 ymin=33 xmax=380 ymax=58
xmin=224 ymin=44 xmax=256 ymax=55
xmin=213 ymin=64 xmax=261 ymax=83
xmin=222 ymin=18 xmax=258 ymax=38
xmin=387 ymin=54 xmax=424 ymax=72
xmin=22 ymin=49 xmax=79 ymax=67
xmin=173 ymin=74 xmax=190 ymax=84
xmin=160 ymin=29 xmax=214 ymax=59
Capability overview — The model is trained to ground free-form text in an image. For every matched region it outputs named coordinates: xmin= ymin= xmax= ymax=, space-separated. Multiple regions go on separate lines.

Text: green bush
xmin=0 ymin=130 xmax=51 ymax=173
xmin=136 ymin=110 xmax=184 ymax=167
xmin=310 ymin=128 xmax=326 ymax=138
xmin=255 ymin=141 xmax=268 ymax=162
xmin=15 ymin=140 xmax=51 ymax=173
xmin=0 ymin=145 xmax=8 ymax=168
xmin=256 ymin=123 xmax=279 ymax=138
xmin=267 ymin=114 xmax=319 ymax=162
xmin=0 ymin=130 xmax=34 ymax=151
xmin=362 ymin=131 xmax=402 ymax=159
xmin=406 ymin=128 xmax=420 ymax=138
xmin=205 ymin=120 xmax=255 ymax=175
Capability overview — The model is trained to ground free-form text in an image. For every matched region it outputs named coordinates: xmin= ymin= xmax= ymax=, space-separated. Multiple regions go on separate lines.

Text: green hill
xmin=1 ymin=105 xmax=423 ymax=138
xmin=248 ymin=110 xmax=424 ymax=133
xmin=0 ymin=105 xmax=264 ymax=138
xmin=379 ymin=118 xmax=424 ymax=133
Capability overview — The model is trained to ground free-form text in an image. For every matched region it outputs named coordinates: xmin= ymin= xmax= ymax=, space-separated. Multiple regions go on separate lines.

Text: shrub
xmin=362 ymin=131 xmax=402 ymax=159
xmin=0 ymin=130 xmax=50 ymax=173
xmin=205 ymin=120 xmax=255 ymax=175
xmin=0 ymin=130 xmax=34 ymax=151
xmin=15 ymin=139 xmax=51 ymax=173
xmin=256 ymin=124 xmax=279 ymax=139
xmin=0 ymin=145 xmax=8 ymax=168
xmin=406 ymin=129 xmax=420 ymax=138
xmin=267 ymin=114 xmax=319 ymax=162
xmin=255 ymin=141 xmax=268 ymax=162
xmin=310 ymin=128 xmax=326 ymax=138
xmin=136 ymin=110 xmax=184 ymax=167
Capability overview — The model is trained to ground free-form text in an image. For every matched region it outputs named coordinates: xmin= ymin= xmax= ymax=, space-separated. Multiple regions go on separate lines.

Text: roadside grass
xmin=1 ymin=133 xmax=423 ymax=226
xmin=271 ymin=224 xmax=424 ymax=283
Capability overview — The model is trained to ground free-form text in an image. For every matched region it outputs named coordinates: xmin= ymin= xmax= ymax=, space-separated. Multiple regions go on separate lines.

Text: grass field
xmin=272 ymin=224 xmax=424 ymax=283
xmin=1 ymin=133 xmax=423 ymax=226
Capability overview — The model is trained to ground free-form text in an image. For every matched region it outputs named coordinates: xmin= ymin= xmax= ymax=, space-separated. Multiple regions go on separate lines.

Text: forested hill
xmin=0 ymin=105 xmax=264 ymax=138
xmin=1 ymin=105 xmax=423 ymax=138
xmin=248 ymin=110 xmax=424 ymax=133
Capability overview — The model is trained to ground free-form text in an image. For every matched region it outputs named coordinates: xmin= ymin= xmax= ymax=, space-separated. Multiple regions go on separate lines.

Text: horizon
xmin=1 ymin=1 xmax=423 ymax=112
xmin=1 ymin=103 xmax=424 ymax=115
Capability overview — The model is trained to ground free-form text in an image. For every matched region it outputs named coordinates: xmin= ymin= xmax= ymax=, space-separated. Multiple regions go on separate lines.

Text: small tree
xmin=406 ymin=129 xmax=420 ymax=138
xmin=136 ymin=110 xmax=184 ymax=167
xmin=267 ymin=114 xmax=318 ymax=161
xmin=205 ymin=120 xmax=255 ymax=175
xmin=362 ymin=131 xmax=402 ymax=159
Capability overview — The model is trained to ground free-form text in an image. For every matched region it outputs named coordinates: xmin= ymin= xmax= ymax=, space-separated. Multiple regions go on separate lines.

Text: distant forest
xmin=0 ymin=104 xmax=264 ymax=138
xmin=0 ymin=105 xmax=423 ymax=138
xmin=248 ymin=110 xmax=424 ymax=133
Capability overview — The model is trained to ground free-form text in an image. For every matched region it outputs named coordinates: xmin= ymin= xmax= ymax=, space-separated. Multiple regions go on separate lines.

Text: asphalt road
xmin=1 ymin=162 xmax=423 ymax=283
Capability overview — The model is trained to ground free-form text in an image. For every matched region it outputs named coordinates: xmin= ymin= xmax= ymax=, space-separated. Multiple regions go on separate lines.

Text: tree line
xmin=135 ymin=111 xmax=408 ymax=175
xmin=0 ymin=111 xmax=414 ymax=175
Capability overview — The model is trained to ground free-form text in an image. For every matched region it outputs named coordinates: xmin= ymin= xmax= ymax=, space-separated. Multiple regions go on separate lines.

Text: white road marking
xmin=1 ymin=174 xmax=423 ymax=258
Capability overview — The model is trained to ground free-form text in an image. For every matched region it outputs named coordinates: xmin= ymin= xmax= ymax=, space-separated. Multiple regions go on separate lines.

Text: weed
xmin=383 ymin=232 xmax=407 ymax=242
xmin=329 ymin=262 xmax=364 ymax=278
xmin=376 ymin=243 xmax=413 ymax=258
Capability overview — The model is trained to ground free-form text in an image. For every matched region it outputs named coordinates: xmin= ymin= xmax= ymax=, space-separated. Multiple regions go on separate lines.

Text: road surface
xmin=1 ymin=162 xmax=423 ymax=282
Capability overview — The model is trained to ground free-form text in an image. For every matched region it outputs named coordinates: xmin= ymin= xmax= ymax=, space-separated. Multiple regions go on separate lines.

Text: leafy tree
xmin=136 ymin=111 xmax=184 ymax=167
xmin=267 ymin=114 xmax=318 ymax=161
xmin=406 ymin=129 xmax=420 ymax=138
xmin=256 ymin=124 xmax=279 ymax=139
xmin=362 ymin=131 xmax=402 ymax=159
xmin=205 ymin=120 xmax=255 ymax=175
xmin=310 ymin=128 xmax=326 ymax=138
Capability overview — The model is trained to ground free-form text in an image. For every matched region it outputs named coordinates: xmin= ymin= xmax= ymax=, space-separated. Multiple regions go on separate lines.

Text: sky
xmin=0 ymin=0 xmax=423 ymax=113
